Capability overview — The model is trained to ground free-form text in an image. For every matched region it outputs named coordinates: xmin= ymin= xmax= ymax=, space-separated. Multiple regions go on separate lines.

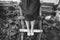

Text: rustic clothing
xmin=21 ymin=0 xmax=40 ymax=21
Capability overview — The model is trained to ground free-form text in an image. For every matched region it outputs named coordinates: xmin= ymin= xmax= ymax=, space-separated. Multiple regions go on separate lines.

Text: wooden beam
xmin=19 ymin=29 xmax=43 ymax=33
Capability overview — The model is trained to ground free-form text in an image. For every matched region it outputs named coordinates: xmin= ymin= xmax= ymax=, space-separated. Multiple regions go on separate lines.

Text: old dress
xmin=21 ymin=0 xmax=40 ymax=21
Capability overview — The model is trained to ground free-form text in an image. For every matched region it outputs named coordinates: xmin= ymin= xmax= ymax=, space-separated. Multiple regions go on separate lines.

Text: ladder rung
xmin=19 ymin=29 xmax=43 ymax=33
xmin=18 ymin=16 xmax=25 ymax=19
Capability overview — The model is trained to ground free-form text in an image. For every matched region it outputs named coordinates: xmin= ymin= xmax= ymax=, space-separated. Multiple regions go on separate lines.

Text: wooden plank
xmin=40 ymin=0 xmax=59 ymax=5
xmin=19 ymin=29 xmax=43 ymax=33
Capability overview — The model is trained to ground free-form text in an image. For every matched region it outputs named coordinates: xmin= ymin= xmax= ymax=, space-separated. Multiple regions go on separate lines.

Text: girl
xmin=21 ymin=0 xmax=40 ymax=36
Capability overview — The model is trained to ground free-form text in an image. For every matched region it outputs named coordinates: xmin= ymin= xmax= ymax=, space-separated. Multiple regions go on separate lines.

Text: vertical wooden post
xmin=19 ymin=1 xmax=24 ymax=40
xmin=38 ymin=5 xmax=43 ymax=40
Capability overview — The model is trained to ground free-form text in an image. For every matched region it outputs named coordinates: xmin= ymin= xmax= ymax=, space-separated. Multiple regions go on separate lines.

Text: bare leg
xmin=30 ymin=20 xmax=35 ymax=36
xmin=25 ymin=20 xmax=30 ymax=36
